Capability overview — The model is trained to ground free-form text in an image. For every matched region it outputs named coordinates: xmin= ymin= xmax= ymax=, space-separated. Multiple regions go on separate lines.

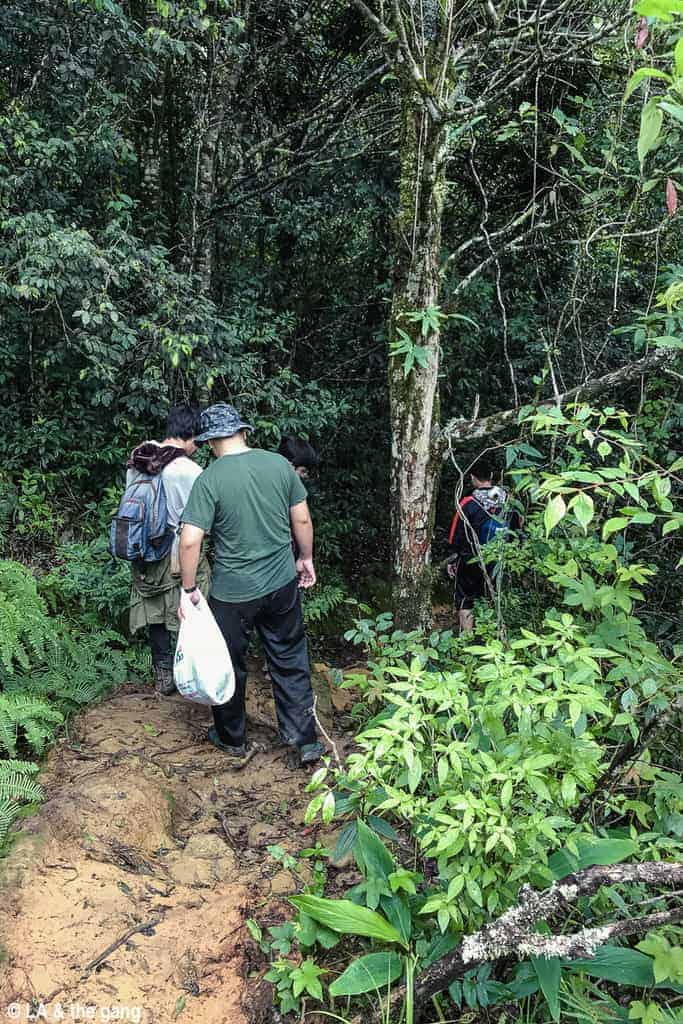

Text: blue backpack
xmin=478 ymin=512 xmax=508 ymax=545
xmin=448 ymin=495 xmax=510 ymax=548
xmin=108 ymin=471 xmax=175 ymax=563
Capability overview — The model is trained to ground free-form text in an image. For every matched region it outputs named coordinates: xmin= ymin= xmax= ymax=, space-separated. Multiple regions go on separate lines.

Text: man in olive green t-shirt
xmin=178 ymin=403 xmax=324 ymax=767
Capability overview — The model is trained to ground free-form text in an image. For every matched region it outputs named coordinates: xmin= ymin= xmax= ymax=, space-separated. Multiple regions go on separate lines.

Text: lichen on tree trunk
xmin=389 ymin=87 xmax=448 ymax=630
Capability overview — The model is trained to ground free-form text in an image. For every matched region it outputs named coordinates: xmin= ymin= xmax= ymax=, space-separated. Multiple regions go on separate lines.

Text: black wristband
xmin=183 ymin=585 xmax=198 ymax=594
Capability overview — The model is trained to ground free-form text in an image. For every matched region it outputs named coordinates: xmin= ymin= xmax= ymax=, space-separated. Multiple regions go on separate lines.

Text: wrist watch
xmin=183 ymin=585 xmax=198 ymax=594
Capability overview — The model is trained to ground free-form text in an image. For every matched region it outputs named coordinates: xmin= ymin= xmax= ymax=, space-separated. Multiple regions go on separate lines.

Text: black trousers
xmin=149 ymin=623 xmax=175 ymax=669
xmin=209 ymin=578 xmax=317 ymax=749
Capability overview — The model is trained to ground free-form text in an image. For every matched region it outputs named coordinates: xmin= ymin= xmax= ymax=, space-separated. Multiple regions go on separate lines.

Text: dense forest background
xmin=1 ymin=2 xmax=682 ymax=1021
xmin=1 ymin=0 xmax=680 ymax=602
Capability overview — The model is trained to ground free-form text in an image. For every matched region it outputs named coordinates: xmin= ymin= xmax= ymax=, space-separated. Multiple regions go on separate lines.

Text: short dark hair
xmin=166 ymin=405 xmax=200 ymax=440
xmin=470 ymin=457 xmax=495 ymax=482
xmin=278 ymin=435 xmax=319 ymax=469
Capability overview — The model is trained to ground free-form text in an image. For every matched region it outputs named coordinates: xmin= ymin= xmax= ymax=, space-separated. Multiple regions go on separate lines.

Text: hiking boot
xmin=153 ymin=664 xmax=176 ymax=696
xmin=207 ymin=727 xmax=256 ymax=765
xmin=298 ymin=742 xmax=325 ymax=766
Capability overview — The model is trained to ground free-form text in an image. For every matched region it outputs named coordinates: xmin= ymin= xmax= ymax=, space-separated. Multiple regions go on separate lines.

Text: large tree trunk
xmin=389 ymin=92 xmax=448 ymax=629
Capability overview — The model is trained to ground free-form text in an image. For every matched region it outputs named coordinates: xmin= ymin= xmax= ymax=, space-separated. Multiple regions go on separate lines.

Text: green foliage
xmin=0 ymin=560 xmax=55 ymax=673
xmin=0 ymin=760 xmax=43 ymax=846
xmin=5 ymin=630 xmax=126 ymax=715
xmin=637 ymin=933 xmax=683 ymax=985
xmin=40 ymin=538 xmax=131 ymax=628
xmin=0 ymin=695 xmax=63 ymax=760
xmin=290 ymin=896 xmax=407 ymax=948
xmin=625 ymin=1 xmax=683 ymax=167
xmin=302 ymin=579 xmax=348 ymax=626
xmin=0 ymin=560 xmax=126 ymax=849
xmin=329 ymin=951 xmax=404 ymax=997
xmin=286 ymin=410 xmax=683 ymax=1018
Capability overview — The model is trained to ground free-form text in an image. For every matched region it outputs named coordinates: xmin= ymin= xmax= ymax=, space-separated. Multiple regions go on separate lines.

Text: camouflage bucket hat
xmin=194 ymin=403 xmax=254 ymax=443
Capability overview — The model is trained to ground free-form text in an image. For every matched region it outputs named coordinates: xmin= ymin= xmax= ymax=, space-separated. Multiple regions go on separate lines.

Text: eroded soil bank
xmin=0 ymin=666 xmax=350 ymax=1023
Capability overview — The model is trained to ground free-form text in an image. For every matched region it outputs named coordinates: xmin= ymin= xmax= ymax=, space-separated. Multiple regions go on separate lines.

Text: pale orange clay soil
xmin=0 ymin=664 xmax=356 ymax=1023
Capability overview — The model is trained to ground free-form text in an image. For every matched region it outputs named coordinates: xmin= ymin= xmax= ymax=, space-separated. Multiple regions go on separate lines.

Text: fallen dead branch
xmin=438 ymin=347 xmax=678 ymax=451
xmin=80 ymin=914 xmax=165 ymax=980
xmin=351 ymin=860 xmax=683 ymax=1022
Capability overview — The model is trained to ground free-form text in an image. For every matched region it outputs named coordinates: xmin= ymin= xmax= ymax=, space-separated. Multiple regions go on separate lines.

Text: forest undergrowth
xmin=0 ymin=401 xmax=680 ymax=1024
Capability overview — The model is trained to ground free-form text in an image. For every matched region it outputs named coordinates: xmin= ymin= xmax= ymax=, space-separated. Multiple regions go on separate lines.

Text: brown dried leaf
xmin=635 ymin=16 xmax=648 ymax=49
xmin=666 ymin=178 xmax=678 ymax=216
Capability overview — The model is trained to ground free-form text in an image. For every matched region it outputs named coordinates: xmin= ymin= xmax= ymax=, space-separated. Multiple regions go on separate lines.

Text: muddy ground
xmin=0 ymin=665 xmax=355 ymax=1023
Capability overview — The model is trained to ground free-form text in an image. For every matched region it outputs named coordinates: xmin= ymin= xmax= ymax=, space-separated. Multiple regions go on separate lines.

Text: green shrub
xmin=0 ymin=559 xmax=127 ymax=842
xmin=0 ymin=761 xmax=43 ymax=847
xmin=0 ymin=559 xmax=56 ymax=672
xmin=271 ymin=404 xmax=683 ymax=1020
xmin=40 ymin=537 xmax=131 ymax=629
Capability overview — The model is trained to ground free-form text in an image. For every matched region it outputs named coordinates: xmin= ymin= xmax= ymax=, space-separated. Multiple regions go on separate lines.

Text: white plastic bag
xmin=174 ymin=591 xmax=235 ymax=706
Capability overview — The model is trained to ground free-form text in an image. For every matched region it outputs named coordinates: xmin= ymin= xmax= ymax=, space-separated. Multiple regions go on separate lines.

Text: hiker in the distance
xmin=178 ymin=403 xmax=325 ymax=767
xmin=278 ymin=435 xmax=319 ymax=483
xmin=446 ymin=458 xmax=522 ymax=633
xmin=127 ymin=406 xmax=210 ymax=695
xmin=278 ymin=435 xmax=319 ymax=553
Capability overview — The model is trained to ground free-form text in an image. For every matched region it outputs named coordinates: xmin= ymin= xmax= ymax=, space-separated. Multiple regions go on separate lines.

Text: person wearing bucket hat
xmin=193 ymin=402 xmax=254 ymax=444
xmin=178 ymin=403 xmax=324 ymax=767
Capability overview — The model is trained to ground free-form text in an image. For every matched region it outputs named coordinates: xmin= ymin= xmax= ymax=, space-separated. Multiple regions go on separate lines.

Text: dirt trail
xmin=0 ymin=665 xmax=347 ymax=1023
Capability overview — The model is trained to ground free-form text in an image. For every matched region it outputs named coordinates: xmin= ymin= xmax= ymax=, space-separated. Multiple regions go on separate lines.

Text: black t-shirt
xmin=450 ymin=491 xmax=521 ymax=559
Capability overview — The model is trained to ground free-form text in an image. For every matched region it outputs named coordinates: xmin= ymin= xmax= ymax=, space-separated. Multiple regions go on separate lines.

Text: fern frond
xmin=0 ymin=561 xmax=56 ymax=674
xmin=0 ymin=757 xmax=43 ymax=845
xmin=0 ymin=799 xmax=16 ymax=846
xmin=0 ymin=695 xmax=63 ymax=757
xmin=0 ymin=759 xmax=39 ymax=777
xmin=0 ymin=773 xmax=43 ymax=803
xmin=7 ymin=627 xmax=126 ymax=712
xmin=303 ymin=583 xmax=348 ymax=623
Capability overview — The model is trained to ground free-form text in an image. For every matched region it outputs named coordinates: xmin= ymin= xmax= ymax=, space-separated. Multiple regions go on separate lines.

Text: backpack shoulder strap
xmin=448 ymin=495 xmax=474 ymax=545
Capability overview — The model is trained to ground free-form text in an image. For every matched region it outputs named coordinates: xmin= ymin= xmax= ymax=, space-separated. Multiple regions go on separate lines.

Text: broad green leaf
xmin=329 ymin=951 xmax=404 ymax=996
xmin=561 ymin=774 xmax=577 ymax=805
xmin=532 ymin=954 xmax=561 ymax=1021
xmin=322 ymin=790 xmax=336 ymax=823
xmin=638 ymin=98 xmax=664 ymax=163
xmin=331 ymin=821 xmax=358 ymax=865
xmin=354 ymin=820 xmax=395 ymax=881
xmin=571 ymin=492 xmax=594 ymax=532
xmin=448 ymin=874 xmax=465 ymax=899
xmin=465 ymin=876 xmax=483 ymax=907
xmin=624 ymin=67 xmax=671 ymax=101
xmin=676 ymin=37 xmax=683 ymax=77
xmin=569 ymin=945 xmax=654 ymax=986
xmin=652 ymin=335 xmax=683 ymax=347
xmin=501 ymin=778 xmax=513 ymax=808
xmin=368 ymin=816 xmax=399 ymax=841
xmin=290 ymin=896 xmax=407 ymax=947
xmin=549 ymin=837 xmax=637 ymax=879
xmin=659 ymin=100 xmax=683 ymax=123
xmin=603 ymin=516 xmax=629 ymax=540
xmin=381 ymin=892 xmax=412 ymax=945
xmin=635 ymin=0 xmax=683 ymax=20
xmin=544 ymin=494 xmax=567 ymax=536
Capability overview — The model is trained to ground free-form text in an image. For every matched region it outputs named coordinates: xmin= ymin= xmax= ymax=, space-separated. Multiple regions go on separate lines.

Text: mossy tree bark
xmin=352 ymin=0 xmax=454 ymax=628
xmin=389 ymin=91 xmax=448 ymax=629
